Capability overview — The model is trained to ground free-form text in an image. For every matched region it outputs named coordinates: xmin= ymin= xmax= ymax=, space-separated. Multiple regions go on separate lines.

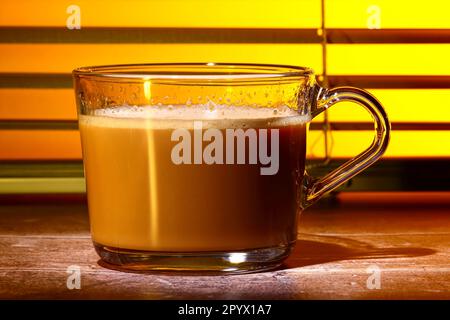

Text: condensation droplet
xmin=207 ymin=100 xmax=216 ymax=111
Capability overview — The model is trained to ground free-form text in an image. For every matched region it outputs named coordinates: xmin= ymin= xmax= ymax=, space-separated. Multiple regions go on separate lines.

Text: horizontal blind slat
xmin=2 ymin=74 xmax=450 ymax=89
xmin=0 ymin=27 xmax=321 ymax=44
xmin=5 ymin=28 xmax=450 ymax=44
xmin=1 ymin=130 xmax=450 ymax=159
xmin=328 ymin=44 xmax=450 ymax=75
xmin=0 ymin=0 xmax=320 ymax=28
xmin=1 ymin=89 xmax=448 ymax=123
xmin=0 ymin=89 xmax=76 ymax=119
xmin=0 ymin=44 xmax=323 ymax=73
xmin=3 ymin=120 xmax=450 ymax=131
xmin=3 ymin=159 xmax=450 ymax=193
xmin=326 ymin=0 xmax=450 ymax=28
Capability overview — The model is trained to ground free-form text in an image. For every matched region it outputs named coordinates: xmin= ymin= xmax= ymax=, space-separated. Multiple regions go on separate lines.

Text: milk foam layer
xmin=79 ymin=105 xmax=310 ymax=129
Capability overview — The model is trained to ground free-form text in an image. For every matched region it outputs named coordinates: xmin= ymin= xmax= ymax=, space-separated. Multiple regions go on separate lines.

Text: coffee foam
xmin=79 ymin=105 xmax=310 ymax=129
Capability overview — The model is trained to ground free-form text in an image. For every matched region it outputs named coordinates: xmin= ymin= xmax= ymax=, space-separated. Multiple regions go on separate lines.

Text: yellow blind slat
xmin=0 ymin=0 xmax=320 ymax=28
xmin=1 ymin=130 xmax=449 ymax=160
xmin=310 ymin=131 xmax=450 ymax=158
xmin=326 ymin=0 xmax=450 ymax=28
xmin=0 ymin=130 xmax=81 ymax=160
xmin=0 ymin=89 xmax=76 ymax=120
xmin=0 ymin=44 xmax=323 ymax=73
xmin=328 ymin=44 xmax=450 ymax=75
xmin=3 ymin=89 xmax=450 ymax=124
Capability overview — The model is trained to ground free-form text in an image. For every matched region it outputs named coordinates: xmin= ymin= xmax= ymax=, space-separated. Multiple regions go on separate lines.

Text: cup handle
xmin=302 ymin=86 xmax=391 ymax=208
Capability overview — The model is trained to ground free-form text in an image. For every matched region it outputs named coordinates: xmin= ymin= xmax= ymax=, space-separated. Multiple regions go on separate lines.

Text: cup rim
xmin=72 ymin=62 xmax=313 ymax=81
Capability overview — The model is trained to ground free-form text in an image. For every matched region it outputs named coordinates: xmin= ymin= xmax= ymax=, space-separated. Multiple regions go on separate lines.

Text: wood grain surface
xmin=0 ymin=192 xmax=449 ymax=299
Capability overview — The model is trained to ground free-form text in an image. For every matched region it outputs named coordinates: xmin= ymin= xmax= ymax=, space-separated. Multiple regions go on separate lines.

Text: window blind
xmin=1 ymin=0 xmax=449 ymax=193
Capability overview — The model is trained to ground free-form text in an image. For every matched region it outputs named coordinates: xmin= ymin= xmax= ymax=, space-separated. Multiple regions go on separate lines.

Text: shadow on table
xmin=97 ymin=234 xmax=435 ymax=276
xmin=281 ymin=233 xmax=436 ymax=270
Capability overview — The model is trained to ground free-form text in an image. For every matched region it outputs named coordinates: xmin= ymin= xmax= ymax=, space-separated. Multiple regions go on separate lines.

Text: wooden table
xmin=1 ymin=192 xmax=449 ymax=299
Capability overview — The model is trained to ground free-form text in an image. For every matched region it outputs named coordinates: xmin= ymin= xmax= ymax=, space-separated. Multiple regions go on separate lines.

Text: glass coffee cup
xmin=73 ymin=63 xmax=390 ymax=273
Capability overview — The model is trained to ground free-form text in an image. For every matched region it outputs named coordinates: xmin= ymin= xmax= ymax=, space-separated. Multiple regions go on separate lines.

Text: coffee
xmin=79 ymin=105 xmax=308 ymax=252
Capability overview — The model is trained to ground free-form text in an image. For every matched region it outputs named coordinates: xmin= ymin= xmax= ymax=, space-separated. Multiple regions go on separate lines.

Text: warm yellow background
xmin=1 ymin=0 xmax=449 ymax=160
